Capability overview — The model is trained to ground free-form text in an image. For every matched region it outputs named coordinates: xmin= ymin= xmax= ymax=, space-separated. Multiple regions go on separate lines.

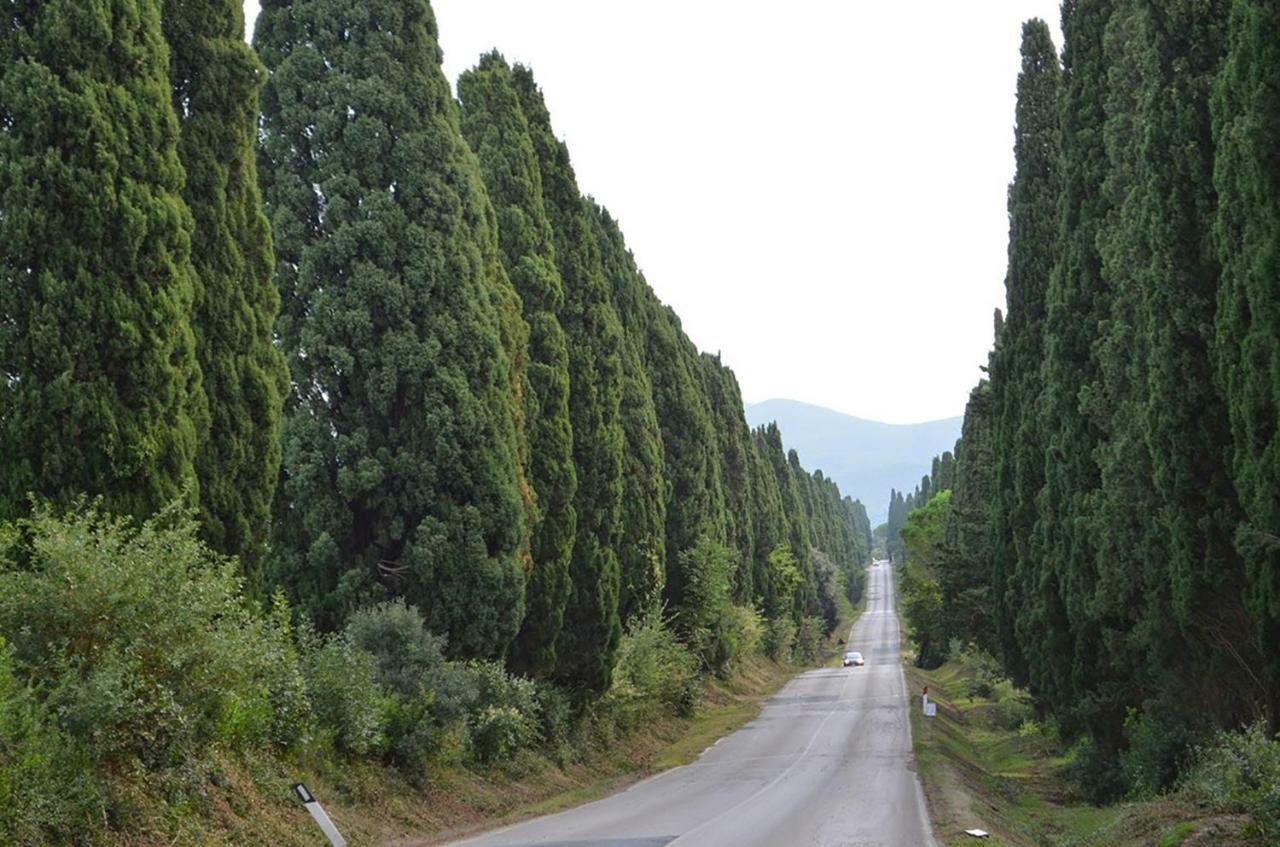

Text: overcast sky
xmin=244 ymin=1 xmax=1063 ymax=424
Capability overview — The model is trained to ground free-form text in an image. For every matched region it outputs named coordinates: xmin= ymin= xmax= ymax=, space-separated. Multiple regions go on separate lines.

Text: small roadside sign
xmin=293 ymin=782 xmax=348 ymax=847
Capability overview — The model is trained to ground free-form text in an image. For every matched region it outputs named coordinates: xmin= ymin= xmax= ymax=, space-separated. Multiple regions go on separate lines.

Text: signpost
xmin=293 ymin=783 xmax=348 ymax=847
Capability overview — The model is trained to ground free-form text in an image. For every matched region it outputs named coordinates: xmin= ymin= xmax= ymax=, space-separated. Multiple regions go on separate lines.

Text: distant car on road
xmin=843 ymin=651 xmax=865 ymax=667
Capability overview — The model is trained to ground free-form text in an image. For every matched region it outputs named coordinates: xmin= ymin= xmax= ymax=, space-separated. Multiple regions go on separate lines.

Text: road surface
xmin=445 ymin=562 xmax=937 ymax=847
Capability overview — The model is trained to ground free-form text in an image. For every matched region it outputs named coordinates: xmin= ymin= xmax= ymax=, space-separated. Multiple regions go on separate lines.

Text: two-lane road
xmin=446 ymin=562 xmax=936 ymax=847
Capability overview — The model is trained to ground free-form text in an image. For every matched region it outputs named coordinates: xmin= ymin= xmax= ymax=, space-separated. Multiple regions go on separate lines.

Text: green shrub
xmin=0 ymin=636 xmax=99 ymax=846
xmin=303 ymin=635 xmax=389 ymax=757
xmin=991 ymin=680 xmax=1035 ymax=730
xmin=1181 ymin=722 xmax=1280 ymax=839
xmin=763 ymin=615 xmax=796 ymax=662
xmin=469 ymin=705 xmax=534 ymax=763
xmin=463 ymin=662 xmax=540 ymax=762
xmin=262 ymin=591 xmax=314 ymax=749
xmin=605 ymin=606 xmax=699 ymax=726
xmin=344 ymin=600 xmax=449 ymax=699
xmin=1119 ymin=705 xmax=1203 ymax=799
xmin=0 ymin=506 xmax=284 ymax=771
xmin=794 ymin=616 xmax=826 ymax=663
xmin=957 ymin=645 xmax=1005 ymax=700
xmin=1068 ymin=735 xmax=1126 ymax=804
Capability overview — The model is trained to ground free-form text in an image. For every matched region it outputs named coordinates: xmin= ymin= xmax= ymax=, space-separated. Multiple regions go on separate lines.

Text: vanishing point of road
xmin=444 ymin=562 xmax=938 ymax=847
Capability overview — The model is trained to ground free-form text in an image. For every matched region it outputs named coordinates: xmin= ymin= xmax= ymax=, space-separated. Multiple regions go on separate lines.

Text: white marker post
xmin=293 ymin=782 xmax=348 ymax=847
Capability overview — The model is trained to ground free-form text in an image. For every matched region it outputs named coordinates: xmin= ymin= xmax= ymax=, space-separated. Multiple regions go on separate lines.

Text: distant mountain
xmin=745 ymin=399 xmax=963 ymax=525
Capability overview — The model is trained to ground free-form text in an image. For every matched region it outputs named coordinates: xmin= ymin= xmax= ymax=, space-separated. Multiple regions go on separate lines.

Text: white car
xmin=843 ymin=651 xmax=865 ymax=667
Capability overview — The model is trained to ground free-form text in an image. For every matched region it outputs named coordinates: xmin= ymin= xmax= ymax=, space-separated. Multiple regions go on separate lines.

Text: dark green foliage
xmin=458 ymin=53 xmax=577 ymax=677
xmin=590 ymin=204 xmax=667 ymax=624
xmin=1213 ymin=0 xmax=1280 ymax=730
xmin=748 ymin=432 xmax=792 ymax=616
xmin=700 ymin=355 xmax=755 ymax=601
xmin=989 ymin=18 xmax=1061 ymax=685
xmin=900 ymin=491 xmax=951 ymax=668
xmin=256 ymin=0 xmax=528 ymax=654
xmin=0 ymin=0 xmax=203 ymax=521
xmin=1033 ymin=0 xmax=1114 ymax=727
xmin=164 ymin=0 xmax=288 ymax=581
xmin=942 ymin=382 xmax=995 ymax=650
xmin=646 ymin=304 xmax=727 ymax=613
xmin=512 ymin=65 xmax=623 ymax=693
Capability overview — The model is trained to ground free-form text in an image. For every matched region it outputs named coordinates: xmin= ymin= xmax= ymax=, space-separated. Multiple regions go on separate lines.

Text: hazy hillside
xmin=745 ymin=400 xmax=962 ymax=525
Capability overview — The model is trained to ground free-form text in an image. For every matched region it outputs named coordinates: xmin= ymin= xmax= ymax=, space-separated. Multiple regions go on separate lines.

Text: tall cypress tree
xmin=1212 ymin=0 xmax=1280 ymax=730
xmin=590 ymin=203 xmax=667 ymax=624
xmin=0 ymin=0 xmax=202 ymax=521
xmin=457 ymin=52 xmax=577 ymax=676
xmin=1033 ymin=0 xmax=1115 ymax=729
xmin=701 ymin=354 xmax=755 ymax=602
xmin=644 ymin=302 xmax=727 ymax=612
xmin=512 ymin=65 xmax=624 ymax=693
xmin=256 ymin=0 xmax=529 ymax=657
xmin=163 ymin=0 xmax=288 ymax=580
xmin=944 ymin=380 xmax=996 ymax=650
xmin=1133 ymin=0 xmax=1257 ymax=726
xmin=990 ymin=18 xmax=1061 ymax=689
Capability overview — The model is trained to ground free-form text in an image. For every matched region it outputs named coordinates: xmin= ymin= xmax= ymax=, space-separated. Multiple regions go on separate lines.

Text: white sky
xmin=244 ymin=1 xmax=1063 ymax=424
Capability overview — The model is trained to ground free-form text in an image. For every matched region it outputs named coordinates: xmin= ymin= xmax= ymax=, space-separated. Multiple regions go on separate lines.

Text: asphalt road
xmin=445 ymin=562 xmax=937 ymax=847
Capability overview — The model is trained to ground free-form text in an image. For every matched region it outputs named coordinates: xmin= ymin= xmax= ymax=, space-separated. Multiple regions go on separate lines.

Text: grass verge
xmin=902 ymin=658 xmax=1257 ymax=847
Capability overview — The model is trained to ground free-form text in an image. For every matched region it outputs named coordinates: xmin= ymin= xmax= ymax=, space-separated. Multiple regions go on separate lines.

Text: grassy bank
xmin=95 ymin=593 xmax=864 ymax=847
xmin=902 ymin=658 xmax=1258 ymax=847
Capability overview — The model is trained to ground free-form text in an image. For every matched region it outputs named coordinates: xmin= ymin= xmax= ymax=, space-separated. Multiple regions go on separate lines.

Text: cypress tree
xmin=512 ymin=65 xmax=624 ymax=693
xmin=701 ymin=354 xmax=755 ymax=602
xmin=943 ymin=381 xmax=996 ymax=650
xmin=163 ymin=0 xmax=288 ymax=580
xmin=256 ymin=0 xmax=529 ymax=656
xmin=590 ymin=203 xmax=667 ymax=624
xmin=990 ymin=17 xmax=1061 ymax=687
xmin=1134 ymin=0 xmax=1256 ymax=726
xmin=457 ymin=52 xmax=577 ymax=676
xmin=644 ymin=302 xmax=727 ymax=612
xmin=1212 ymin=0 xmax=1280 ymax=730
xmin=0 ymin=0 xmax=203 ymax=521
xmin=1033 ymin=0 xmax=1115 ymax=727
xmin=748 ymin=428 xmax=790 ymax=616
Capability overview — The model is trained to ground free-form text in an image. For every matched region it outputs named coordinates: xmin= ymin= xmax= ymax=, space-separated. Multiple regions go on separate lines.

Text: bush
xmin=991 ymin=679 xmax=1035 ymax=731
xmin=1181 ymin=722 xmax=1280 ymax=839
xmin=0 ymin=636 xmax=99 ymax=845
xmin=344 ymin=599 xmax=449 ymax=699
xmin=1068 ymin=735 xmax=1127 ymax=804
xmin=956 ymin=645 xmax=1007 ymax=700
xmin=0 ymin=505 xmax=286 ymax=772
xmin=303 ymin=635 xmax=389 ymax=757
xmin=463 ymin=662 xmax=539 ymax=762
xmin=763 ymin=615 xmax=796 ymax=662
xmin=1119 ymin=705 xmax=1203 ymax=799
xmin=794 ymin=616 xmax=825 ymax=663
xmin=605 ymin=606 xmax=699 ymax=727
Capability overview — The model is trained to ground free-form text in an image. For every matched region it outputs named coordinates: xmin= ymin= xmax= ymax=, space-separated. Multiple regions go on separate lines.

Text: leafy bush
xmin=991 ymin=680 xmax=1035 ymax=730
xmin=303 ymin=635 xmax=389 ymax=757
xmin=1068 ymin=735 xmax=1127 ymax=804
xmin=605 ymin=606 xmax=699 ymax=726
xmin=763 ymin=615 xmax=796 ymax=662
xmin=344 ymin=599 xmax=449 ymax=699
xmin=1180 ymin=722 xmax=1280 ymax=839
xmin=0 ymin=636 xmax=99 ymax=845
xmin=1119 ymin=705 xmax=1203 ymax=798
xmin=463 ymin=662 xmax=540 ymax=762
xmin=794 ymin=616 xmax=826 ymax=663
xmin=956 ymin=645 xmax=1006 ymax=700
xmin=0 ymin=506 xmax=286 ymax=772
xmin=470 ymin=705 xmax=534 ymax=763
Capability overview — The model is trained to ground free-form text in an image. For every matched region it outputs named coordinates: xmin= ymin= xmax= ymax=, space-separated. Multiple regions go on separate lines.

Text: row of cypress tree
xmin=916 ymin=1 xmax=1280 ymax=798
xmin=0 ymin=0 xmax=872 ymax=698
